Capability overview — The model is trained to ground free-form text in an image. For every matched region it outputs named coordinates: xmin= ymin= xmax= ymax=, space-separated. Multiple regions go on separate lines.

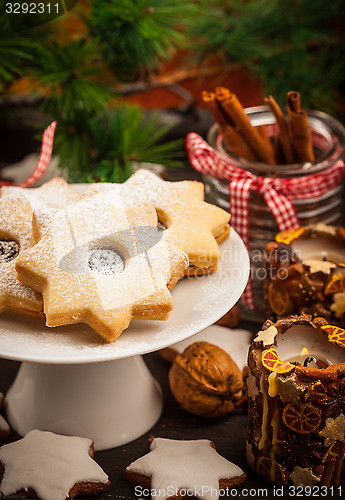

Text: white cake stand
xmin=0 ymin=229 xmax=249 ymax=451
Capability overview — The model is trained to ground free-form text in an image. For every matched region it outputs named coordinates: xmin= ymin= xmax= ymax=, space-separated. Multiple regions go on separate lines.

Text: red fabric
xmin=0 ymin=121 xmax=57 ymax=188
xmin=185 ymin=132 xmax=345 ymax=309
xmin=19 ymin=121 xmax=57 ymax=188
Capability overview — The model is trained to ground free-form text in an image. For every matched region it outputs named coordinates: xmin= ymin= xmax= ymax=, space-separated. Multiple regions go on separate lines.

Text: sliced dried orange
xmin=268 ymin=282 xmax=292 ymax=316
xmin=324 ymin=274 xmax=345 ymax=295
xmin=261 ymin=348 xmax=294 ymax=374
xmin=282 ymin=403 xmax=321 ymax=434
xmin=275 ymin=227 xmax=305 ymax=245
xmin=256 ymin=456 xmax=287 ymax=486
xmin=321 ymin=324 xmax=345 ymax=348
xmin=304 ymin=381 xmax=323 ymax=401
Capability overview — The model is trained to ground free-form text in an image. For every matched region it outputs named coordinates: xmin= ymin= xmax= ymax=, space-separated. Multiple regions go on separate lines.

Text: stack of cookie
xmin=0 ymin=170 xmax=230 ymax=343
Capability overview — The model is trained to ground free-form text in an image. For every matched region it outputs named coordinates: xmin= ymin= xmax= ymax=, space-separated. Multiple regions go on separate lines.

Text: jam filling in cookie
xmin=88 ymin=247 xmax=125 ymax=275
xmin=0 ymin=240 xmax=20 ymax=263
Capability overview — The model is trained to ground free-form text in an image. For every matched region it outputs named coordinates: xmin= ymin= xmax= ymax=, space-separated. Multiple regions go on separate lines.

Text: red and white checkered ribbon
xmin=0 ymin=121 xmax=57 ymax=188
xmin=185 ymin=132 xmax=345 ymax=309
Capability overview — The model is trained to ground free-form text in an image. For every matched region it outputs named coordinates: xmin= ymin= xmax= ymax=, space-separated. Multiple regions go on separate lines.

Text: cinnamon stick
xmin=265 ymin=95 xmax=294 ymax=164
xmin=272 ymin=134 xmax=283 ymax=164
xmin=333 ymin=440 xmax=345 ymax=486
xmin=321 ymin=457 xmax=337 ymax=487
xmin=287 ymin=91 xmax=315 ymax=163
xmin=257 ymin=124 xmax=274 ymax=155
xmin=215 ymin=87 xmax=231 ymax=102
xmin=202 ymin=91 xmax=258 ymax=161
xmin=214 ymin=87 xmax=233 ymax=124
xmin=202 ymin=91 xmax=229 ymax=127
xmin=220 ymin=93 xmax=276 ymax=165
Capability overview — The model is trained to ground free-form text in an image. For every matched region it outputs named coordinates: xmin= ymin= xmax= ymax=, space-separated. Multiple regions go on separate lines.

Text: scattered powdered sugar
xmin=0 ymin=175 xmax=244 ymax=357
xmin=0 ymin=177 xmax=79 ymax=211
xmin=86 ymin=169 xmax=230 ymax=269
xmin=15 ymin=193 xmax=189 ymax=341
xmin=0 ymin=240 xmax=19 ymax=263
xmin=0 ymin=194 xmax=42 ymax=311
xmin=88 ymin=247 xmax=125 ymax=275
xmin=87 ymin=169 xmax=204 ymax=208
xmin=0 ymin=231 xmax=248 ymax=362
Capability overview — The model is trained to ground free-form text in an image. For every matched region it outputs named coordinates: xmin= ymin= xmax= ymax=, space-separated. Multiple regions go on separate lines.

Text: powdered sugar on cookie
xmin=16 ymin=192 xmax=188 ymax=342
xmin=86 ymin=169 xmax=230 ymax=271
xmin=0 ymin=177 xmax=79 ymax=211
xmin=0 ymin=194 xmax=42 ymax=316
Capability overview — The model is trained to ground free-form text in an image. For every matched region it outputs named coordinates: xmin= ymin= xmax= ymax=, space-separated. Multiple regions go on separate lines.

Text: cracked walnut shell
xmin=168 ymin=341 xmax=243 ymax=418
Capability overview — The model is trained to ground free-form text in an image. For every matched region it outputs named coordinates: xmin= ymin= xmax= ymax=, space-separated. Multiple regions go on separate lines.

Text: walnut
xmin=168 ymin=341 xmax=243 ymax=418
xmin=215 ymin=304 xmax=241 ymax=328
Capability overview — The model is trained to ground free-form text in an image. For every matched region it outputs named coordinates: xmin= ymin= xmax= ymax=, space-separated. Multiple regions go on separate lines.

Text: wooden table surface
xmin=0 ymin=319 xmax=344 ymax=500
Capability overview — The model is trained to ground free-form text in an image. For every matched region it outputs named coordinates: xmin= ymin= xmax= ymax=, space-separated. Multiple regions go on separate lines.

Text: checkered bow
xmin=185 ymin=132 xmax=345 ymax=309
xmin=0 ymin=121 xmax=57 ymax=188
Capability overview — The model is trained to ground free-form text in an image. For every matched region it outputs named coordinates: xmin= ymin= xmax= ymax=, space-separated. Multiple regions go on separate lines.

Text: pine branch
xmin=89 ymin=0 xmax=199 ymax=81
xmin=30 ymin=39 xmax=115 ymax=121
xmin=189 ymin=0 xmax=345 ymax=113
xmin=0 ymin=11 xmax=33 ymax=90
xmin=54 ymin=105 xmax=184 ymax=182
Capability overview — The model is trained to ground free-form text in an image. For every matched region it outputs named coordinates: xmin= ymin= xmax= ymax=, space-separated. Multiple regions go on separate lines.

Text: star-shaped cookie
xmin=0 ymin=430 xmax=109 ymax=500
xmin=126 ymin=438 xmax=246 ymax=500
xmin=0 ymin=177 xmax=79 ymax=211
xmin=0 ymin=194 xmax=43 ymax=317
xmin=86 ymin=169 xmax=230 ymax=274
xmin=16 ymin=192 xmax=188 ymax=342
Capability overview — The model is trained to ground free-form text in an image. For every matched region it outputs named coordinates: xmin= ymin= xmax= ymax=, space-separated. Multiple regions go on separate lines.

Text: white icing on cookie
xmin=302 ymin=259 xmax=336 ymax=275
xmin=0 ymin=430 xmax=108 ymax=500
xmin=254 ymin=325 xmax=278 ymax=347
xmin=127 ymin=438 xmax=244 ymax=500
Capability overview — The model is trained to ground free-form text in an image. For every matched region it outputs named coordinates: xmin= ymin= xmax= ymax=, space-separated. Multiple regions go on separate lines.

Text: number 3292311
xmin=5 ymin=3 xmax=60 ymax=14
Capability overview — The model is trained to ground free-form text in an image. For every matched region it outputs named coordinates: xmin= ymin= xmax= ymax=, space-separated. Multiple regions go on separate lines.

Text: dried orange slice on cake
xmin=321 ymin=324 xmax=345 ymax=348
xmin=268 ymin=282 xmax=292 ymax=316
xmin=324 ymin=274 xmax=345 ymax=296
xmin=282 ymin=403 xmax=321 ymax=434
xmin=261 ymin=348 xmax=294 ymax=374
xmin=275 ymin=227 xmax=305 ymax=245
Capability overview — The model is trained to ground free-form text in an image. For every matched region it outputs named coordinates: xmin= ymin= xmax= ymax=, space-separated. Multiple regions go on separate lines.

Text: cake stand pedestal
xmin=5 ymin=357 xmax=162 ymax=451
xmin=1 ymin=231 xmax=249 ymax=450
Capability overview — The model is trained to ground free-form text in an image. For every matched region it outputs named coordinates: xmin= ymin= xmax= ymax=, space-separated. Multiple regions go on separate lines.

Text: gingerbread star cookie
xmin=0 ymin=177 xmax=79 ymax=211
xmin=126 ymin=438 xmax=246 ymax=500
xmin=0 ymin=430 xmax=109 ymax=500
xmin=86 ymin=169 xmax=230 ymax=274
xmin=0 ymin=194 xmax=43 ymax=317
xmin=16 ymin=192 xmax=188 ymax=342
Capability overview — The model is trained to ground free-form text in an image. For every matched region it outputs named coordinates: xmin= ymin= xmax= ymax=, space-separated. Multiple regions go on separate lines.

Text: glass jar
xmin=204 ymin=106 xmax=345 ymax=320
